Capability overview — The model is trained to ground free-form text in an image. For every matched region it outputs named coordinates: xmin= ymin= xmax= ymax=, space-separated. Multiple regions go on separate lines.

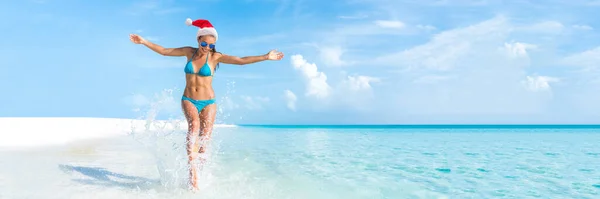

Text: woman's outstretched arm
xmin=130 ymin=34 xmax=191 ymax=57
xmin=217 ymin=49 xmax=284 ymax=65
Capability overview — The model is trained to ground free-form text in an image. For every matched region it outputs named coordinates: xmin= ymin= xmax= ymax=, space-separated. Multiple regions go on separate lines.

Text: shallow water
xmin=1 ymin=126 xmax=599 ymax=199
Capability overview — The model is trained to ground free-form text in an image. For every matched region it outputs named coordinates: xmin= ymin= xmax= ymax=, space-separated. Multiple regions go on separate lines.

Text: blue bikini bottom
xmin=182 ymin=96 xmax=216 ymax=113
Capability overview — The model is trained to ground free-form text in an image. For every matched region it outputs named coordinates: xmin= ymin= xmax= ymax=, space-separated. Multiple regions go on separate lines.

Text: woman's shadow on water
xmin=58 ymin=164 xmax=161 ymax=190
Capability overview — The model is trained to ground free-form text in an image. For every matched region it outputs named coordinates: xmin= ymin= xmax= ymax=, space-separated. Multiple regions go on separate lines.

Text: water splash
xmin=216 ymin=80 xmax=237 ymax=125
xmin=126 ymin=88 xmax=224 ymax=192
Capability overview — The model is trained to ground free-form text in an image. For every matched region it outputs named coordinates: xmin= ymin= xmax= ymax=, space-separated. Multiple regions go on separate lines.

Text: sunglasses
xmin=200 ymin=41 xmax=215 ymax=49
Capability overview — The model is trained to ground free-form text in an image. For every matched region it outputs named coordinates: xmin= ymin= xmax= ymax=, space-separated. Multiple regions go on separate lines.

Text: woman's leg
xmin=181 ymin=100 xmax=201 ymax=190
xmin=198 ymin=103 xmax=217 ymax=165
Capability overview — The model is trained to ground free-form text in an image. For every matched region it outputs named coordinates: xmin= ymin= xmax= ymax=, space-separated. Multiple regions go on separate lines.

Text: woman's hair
xmin=198 ymin=36 xmax=220 ymax=71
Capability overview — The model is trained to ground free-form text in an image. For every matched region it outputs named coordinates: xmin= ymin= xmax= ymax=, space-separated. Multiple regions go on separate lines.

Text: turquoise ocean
xmin=1 ymin=120 xmax=599 ymax=199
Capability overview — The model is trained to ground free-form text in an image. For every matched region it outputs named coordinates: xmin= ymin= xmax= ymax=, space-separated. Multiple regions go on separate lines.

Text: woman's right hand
xmin=129 ymin=34 xmax=146 ymax=44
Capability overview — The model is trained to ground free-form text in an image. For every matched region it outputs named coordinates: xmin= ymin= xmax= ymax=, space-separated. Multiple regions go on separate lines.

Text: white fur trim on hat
xmin=185 ymin=18 xmax=218 ymax=41
xmin=197 ymin=28 xmax=218 ymax=41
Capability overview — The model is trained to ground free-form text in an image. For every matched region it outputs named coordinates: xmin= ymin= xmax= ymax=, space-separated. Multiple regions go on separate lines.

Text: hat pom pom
xmin=185 ymin=18 xmax=193 ymax=26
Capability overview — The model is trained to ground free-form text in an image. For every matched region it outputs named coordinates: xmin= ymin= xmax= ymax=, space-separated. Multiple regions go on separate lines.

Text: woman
xmin=129 ymin=18 xmax=284 ymax=190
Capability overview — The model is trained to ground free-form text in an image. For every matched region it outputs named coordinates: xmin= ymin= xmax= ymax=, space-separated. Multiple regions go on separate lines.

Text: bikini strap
xmin=191 ymin=48 xmax=199 ymax=60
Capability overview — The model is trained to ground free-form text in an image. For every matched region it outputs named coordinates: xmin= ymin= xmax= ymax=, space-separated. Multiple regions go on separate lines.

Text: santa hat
xmin=185 ymin=18 xmax=218 ymax=41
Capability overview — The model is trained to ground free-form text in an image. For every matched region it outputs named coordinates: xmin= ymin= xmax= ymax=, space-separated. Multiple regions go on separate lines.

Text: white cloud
xmin=320 ymin=21 xmax=409 ymax=39
xmin=290 ymin=54 xmax=332 ymax=99
xmin=522 ymin=75 xmax=560 ymax=92
xmin=562 ymin=46 xmax=600 ymax=70
xmin=586 ymin=0 xmax=600 ymax=6
xmin=342 ymin=75 xmax=380 ymax=91
xmin=283 ymin=90 xmax=297 ymax=111
xmin=519 ymin=21 xmax=565 ymax=34
xmin=302 ymin=43 xmax=354 ymax=67
xmin=241 ymin=96 xmax=270 ymax=110
xmin=374 ymin=20 xmax=405 ymax=29
xmin=270 ymin=5 xmax=600 ymax=122
xmin=219 ymin=96 xmax=240 ymax=110
xmin=416 ymin=24 xmax=436 ymax=31
xmin=370 ymin=15 xmax=560 ymax=116
xmin=318 ymin=46 xmax=349 ymax=67
xmin=288 ymin=55 xmax=381 ymax=111
xmin=572 ymin=24 xmax=593 ymax=30
xmin=558 ymin=46 xmax=600 ymax=116
xmin=561 ymin=46 xmax=600 ymax=84
xmin=374 ymin=15 xmax=512 ymax=71
xmin=503 ymin=42 xmax=537 ymax=58
xmin=334 ymin=74 xmax=381 ymax=110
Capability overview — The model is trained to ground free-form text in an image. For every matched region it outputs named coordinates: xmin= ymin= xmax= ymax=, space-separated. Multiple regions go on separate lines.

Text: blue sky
xmin=1 ymin=0 xmax=600 ymax=124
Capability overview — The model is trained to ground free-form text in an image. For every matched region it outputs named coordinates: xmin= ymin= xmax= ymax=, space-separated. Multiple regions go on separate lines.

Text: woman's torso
xmin=183 ymin=48 xmax=218 ymax=100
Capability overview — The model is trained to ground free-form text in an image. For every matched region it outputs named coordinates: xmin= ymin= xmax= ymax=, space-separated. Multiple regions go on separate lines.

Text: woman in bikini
xmin=129 ymin=18 xmax=284 ymax=190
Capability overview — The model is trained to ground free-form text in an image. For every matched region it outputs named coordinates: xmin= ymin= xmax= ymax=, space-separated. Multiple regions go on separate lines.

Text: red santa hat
xmin=185 ymin=18 xmax=218 ymax=41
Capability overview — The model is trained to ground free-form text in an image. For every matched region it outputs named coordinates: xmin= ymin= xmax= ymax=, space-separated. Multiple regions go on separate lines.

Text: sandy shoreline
xmin=0 ymin=117 xmax=236 ymax=148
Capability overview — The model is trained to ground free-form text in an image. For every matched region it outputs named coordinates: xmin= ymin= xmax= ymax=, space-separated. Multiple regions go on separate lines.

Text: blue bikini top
xmin=184 ymin=48 xmax=212 ymax=76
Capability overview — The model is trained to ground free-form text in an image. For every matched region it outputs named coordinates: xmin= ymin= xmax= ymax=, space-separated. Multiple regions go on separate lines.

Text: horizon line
xmin=237 ymin=124 xmax=600 ymax=129
xmin=1 ymin=117 xmax=599 ymax=128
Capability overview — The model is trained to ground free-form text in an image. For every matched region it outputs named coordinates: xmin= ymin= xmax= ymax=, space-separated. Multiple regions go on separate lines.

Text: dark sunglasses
xmin=200 ymin=41 xmax=215 ymax=49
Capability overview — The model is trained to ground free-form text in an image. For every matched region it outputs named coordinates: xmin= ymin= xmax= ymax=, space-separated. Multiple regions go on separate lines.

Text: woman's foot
xmin=189 ymin=183 xmax=200 ymax=192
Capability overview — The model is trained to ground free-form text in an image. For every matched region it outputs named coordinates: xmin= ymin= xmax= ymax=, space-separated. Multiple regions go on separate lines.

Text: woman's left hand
xmin=266 ymin=49 xmax=284 ymax=61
